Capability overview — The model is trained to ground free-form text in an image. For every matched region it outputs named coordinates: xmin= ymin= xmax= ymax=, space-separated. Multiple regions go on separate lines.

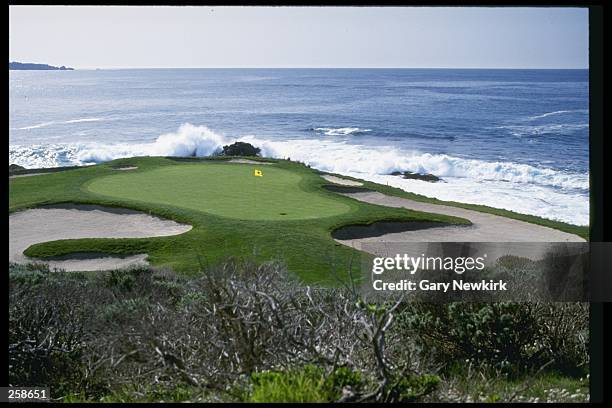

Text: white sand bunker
xmin=9 ymin=204 xmax=192 ymax=272
xmin=113 ymin=166 xmax=138 ymax=171
xmin=9 ymin=172 xmax=50 ymax=179
xmin=228 ymin=159 xmax=274 ymax=165
xmin=321 ymin=175 xmax=364 ymax=187
xmin=332 ymin=190 xmax=585 ymax=247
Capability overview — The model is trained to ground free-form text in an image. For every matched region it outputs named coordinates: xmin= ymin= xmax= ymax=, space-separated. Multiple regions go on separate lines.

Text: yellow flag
xmin=254 ymin=169 xmax=263 ymax=177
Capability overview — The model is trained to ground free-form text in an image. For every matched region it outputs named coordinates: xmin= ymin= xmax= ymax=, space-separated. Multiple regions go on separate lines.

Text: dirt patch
xmin=321 ymin=175 xmax=364 ymax=186
xmin=9 ymin=204 xmax=192 ymax=272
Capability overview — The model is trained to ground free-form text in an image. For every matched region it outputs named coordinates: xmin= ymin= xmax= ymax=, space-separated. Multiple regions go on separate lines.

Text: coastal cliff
xmin=9 ymin=61 xmax=74 ymax=70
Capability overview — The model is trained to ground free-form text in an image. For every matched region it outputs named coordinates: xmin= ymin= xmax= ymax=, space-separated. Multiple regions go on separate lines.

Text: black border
xmin=6 ymin=1 xmax=609 ymax=406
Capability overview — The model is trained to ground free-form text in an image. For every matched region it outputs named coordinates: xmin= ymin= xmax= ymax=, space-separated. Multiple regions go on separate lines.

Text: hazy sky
xmin=9 ymin=6 xmax=588 ymax=69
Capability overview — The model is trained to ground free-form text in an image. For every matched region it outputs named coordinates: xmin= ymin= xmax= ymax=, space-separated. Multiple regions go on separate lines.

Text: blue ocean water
xmin=9 ymin=69 xmax=589 ymax=225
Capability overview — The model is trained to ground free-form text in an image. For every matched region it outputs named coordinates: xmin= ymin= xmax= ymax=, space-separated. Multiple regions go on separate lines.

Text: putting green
xmin=86 ymin=163 xmax=351 ymax=221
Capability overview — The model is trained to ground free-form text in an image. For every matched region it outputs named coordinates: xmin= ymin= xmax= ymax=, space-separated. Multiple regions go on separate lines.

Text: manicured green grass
xmin=9 ymin=157 xmax=468 ymax=283
xmin=86 ymin=163 xmax=350 ymax=221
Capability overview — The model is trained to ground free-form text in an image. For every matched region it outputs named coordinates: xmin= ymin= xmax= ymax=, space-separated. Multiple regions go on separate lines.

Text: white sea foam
xmin=64 ymin=118 xmax=103 ymax=124
xmin=497 ymin=123 xmax=588 ymax=137
xmin=15 ymin=117 xmax=103 ymax=131
xmin=313 ymin=127 xmax=371 ymax=136
xmin=351 ymin=172 xmax=590 ymax=226
xmin=8 ymin=123 xmax=589 ymax=225
xmin=526 ymin=109 xmax=587 ymax=121
xmin=238 ymin=135 xmax=588 ymax=191
xmin=17 ymin=121 xmax=56 ymax=130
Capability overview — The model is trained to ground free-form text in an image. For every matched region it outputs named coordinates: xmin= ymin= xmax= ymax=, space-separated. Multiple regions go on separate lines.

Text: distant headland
xmin=9 ymin=61 xmax=74 ymax=70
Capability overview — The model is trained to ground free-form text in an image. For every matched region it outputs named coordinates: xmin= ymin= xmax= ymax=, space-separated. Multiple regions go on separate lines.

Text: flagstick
xmin=253 ymin=168 xmax=256 ymax=217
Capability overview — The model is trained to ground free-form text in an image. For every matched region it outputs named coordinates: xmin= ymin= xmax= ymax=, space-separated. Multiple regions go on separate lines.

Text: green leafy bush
xmin=399 ymin=302 xmax=588 ymax=376
xmin=387 ymin=373 xmax=441 ymax=402
xmin=246 ymin=365 xmax=363 ymax=402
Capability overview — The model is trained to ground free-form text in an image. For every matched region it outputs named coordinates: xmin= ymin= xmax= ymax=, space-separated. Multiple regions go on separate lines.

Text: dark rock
xmin=402 ymin=171 xmax=441 ymax=182
xmin=9 ymin=164 xmax=26 ymax=174
xmin=221 ymin=141 xmax=261 ymax=157
xmin=389 ymin=170 xmax=441 ymax=182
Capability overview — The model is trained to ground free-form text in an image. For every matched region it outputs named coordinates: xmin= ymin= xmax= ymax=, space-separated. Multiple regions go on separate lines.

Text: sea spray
xmin=8 ymin=123 xmax=589 ymax=226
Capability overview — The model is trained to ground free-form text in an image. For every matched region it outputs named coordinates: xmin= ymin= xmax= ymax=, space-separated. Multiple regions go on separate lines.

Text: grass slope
xmin=9 ymin=157 xmax=468 ymax=283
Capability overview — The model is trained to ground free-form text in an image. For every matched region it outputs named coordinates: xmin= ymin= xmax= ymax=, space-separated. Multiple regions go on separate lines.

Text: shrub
xmin=8 ymin=262 xmax=587 ymax=402
xmin=530 ymin=303 xmax=589 ymax=376
xmin=387 ymin=373 xmax=441 ymax=402
xmin=399 ymin=302 xmax=589 ymax=377
xmin=9 ymin=262 xmax=51 ymax=286
xmin=9 ymin=276 xmax=97 ymax=398
xmin=246 ymin=365 xmax=363 ymax=402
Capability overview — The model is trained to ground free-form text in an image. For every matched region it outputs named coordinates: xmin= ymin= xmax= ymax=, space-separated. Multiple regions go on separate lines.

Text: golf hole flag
xmin=254 ymin=169 xmax=263 ymax=177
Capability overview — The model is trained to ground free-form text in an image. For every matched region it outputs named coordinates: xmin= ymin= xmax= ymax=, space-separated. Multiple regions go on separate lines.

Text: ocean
xmin=9 ymin=68 xmax=589 ymax=226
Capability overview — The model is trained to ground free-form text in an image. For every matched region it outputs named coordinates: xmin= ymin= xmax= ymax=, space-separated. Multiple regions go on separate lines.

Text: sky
xmin=9 ymin=6 xmax=588 ymax=69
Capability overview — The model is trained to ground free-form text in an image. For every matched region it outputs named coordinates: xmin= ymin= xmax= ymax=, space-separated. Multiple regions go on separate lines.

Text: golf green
xmin=86 ymin=163 xmax=351 ymax=221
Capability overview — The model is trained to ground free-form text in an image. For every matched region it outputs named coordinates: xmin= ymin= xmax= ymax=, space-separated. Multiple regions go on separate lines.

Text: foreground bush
xmin=400 ymin=302 xmax=589 ymax=377
xmin=8 ymin=261 xmax=588 ymax=402
xmin=244 ymin=365 xmax=362 ymax=402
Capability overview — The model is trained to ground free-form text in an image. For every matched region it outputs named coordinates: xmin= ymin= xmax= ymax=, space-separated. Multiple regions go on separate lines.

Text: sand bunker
xmin=331 ymin=190 xmax=585 ymax=253
xmin=113 ymin=166 xmax=138 ymax=171
xmin=323 ymin=185 xmax=372 ymax=194
xmin=9 ymin=172 xmax=49 ymax=179
xmin=228 ymin=159 xmax=274 ymax=165
xmin=321 ymin=175 xmax=364 ymax=186
xmin=332 ymin=221 xmax=451 ymax=240
xmin=9 ymin=204 xmax=192 ymax=272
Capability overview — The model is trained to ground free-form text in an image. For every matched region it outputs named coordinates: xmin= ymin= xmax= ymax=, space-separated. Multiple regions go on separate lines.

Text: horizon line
xmin=14 ymin=66 xmax=589 ymax=70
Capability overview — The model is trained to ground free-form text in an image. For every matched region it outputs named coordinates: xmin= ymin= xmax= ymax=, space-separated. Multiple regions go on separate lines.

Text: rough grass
xmin=438 ymin=369 xmax=589 ymax=403
xmin=10 ymin=156 xmax=468 ymax=283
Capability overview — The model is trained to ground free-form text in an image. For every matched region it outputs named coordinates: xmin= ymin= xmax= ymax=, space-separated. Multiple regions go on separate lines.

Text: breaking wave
xmin=15 ymin=117 xmax=103 ymax=131
xmin=526 ymin=109 xmax=588 ymax=121
xmin=311 ymin=127 xmax=372 ymax=136
xmin=8 ymin=123 xmax=589 ymax=225
xmin=497 ymin=123 xmax=588 ymax=137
